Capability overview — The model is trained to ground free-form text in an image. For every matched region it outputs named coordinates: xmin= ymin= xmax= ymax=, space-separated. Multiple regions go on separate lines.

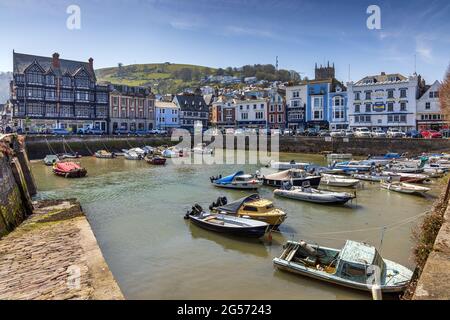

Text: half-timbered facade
xmin=10 ymin=52 xmax=109 ymax=133
xmin=173 ymin=94 xmax=209 ymax=132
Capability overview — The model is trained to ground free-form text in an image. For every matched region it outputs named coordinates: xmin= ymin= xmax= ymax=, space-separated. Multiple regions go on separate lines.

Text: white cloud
xmin=416 ymin=36 xmax=433 ymax=63
xmin=169 ymin=20 xmax=199 ymax=31
xmin=223 ymin=25 xmax=275 ymax=38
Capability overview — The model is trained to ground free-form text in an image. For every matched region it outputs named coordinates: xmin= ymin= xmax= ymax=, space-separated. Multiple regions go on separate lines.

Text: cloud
xmin=169 ymin=20 xmax=199 ymax=31
xmin=223 ymin=25 xmax=275 ymax=39
xmin=416 ymin=36 xmax=433 ymax=63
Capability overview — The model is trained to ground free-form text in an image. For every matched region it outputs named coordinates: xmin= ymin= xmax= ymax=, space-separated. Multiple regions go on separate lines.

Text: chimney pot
xmin=89 ymin=58 xmax=94 ymax=69
xmin=52 ymin=52 xmax=60 ymax=68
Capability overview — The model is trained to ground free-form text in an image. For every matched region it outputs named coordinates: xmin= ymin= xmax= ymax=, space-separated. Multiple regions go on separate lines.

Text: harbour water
xmin=30 ymin=152 xmax=440 ymax=300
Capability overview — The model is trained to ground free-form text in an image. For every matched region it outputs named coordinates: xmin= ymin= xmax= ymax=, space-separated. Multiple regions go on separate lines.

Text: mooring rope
xmin=45 ymin=137 xmax=57 ymax=155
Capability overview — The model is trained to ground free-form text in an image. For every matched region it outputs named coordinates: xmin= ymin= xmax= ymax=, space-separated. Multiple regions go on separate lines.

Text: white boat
xmin=380 ymin=181 xmax=430 ymax=196
xmin=268 ymin=160 xmax=310 ymax=170
xmin=124 ymin=151 xmax=143 ymax=160
xmin=210 ymin=171 xmax=263 ymax=190
xmin=274 ymin=184 xmax=355 ymax=204
xmin=326 ymin=153 xmax=353 ymax=162
xmin=332 ymin=161 xmax=373 ymax=172
xmin=162 ymin=149 xmax=179 ymax=158
xmin=262 ymin=169 xmax=321 ymax=188
xmin=192 ymin=143 xmax=214 ymax=155
xmin=353 ymin=172 xmax=401 ymax=182
xmin=320 ymin=174 xmax=360 ymax=187
xmin=422 ymin=166 xmax=445 ymax=178
xmin=382 ymin=171 xmax=431 ymax=184
xmin=129 ymin=147 xmax=146 ymax=156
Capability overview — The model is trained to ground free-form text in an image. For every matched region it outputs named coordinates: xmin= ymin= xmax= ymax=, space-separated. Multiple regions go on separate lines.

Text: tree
xmin=440 ymin=66 xmax=450 ymax=120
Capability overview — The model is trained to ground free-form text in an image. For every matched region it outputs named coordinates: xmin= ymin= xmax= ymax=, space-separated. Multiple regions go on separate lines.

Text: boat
xmin=129 ymin=147 xmax=146 ymax=156
xmin=274 ymin=182 xmax=355 ymax=204
xmin=210 ymin=171 xmax=263 ymax=190
xmin=52 ymin=161 xmax=87 ymax=178
xmin=210 ymin=194 xmax=287 ymax=227
xmin=320 ymin=174 xmax=360 ymax=187
xmin=94 ymin=150 xmax=116 ymax=159
xmin=261 ymin=169 xmax=321 ymax=188
xmin=352 ymin=172 xmax=401 ymax=182
xmin=162 ymin=149 xmax=178 ymax=158
xmin=57 ymin=152 xmax=81 ymax=160
xmin=326 ymin=153 xmax=353 ymax=162
xmin=43 ymin=155 xmax=59 ymax=166
xmin=332 ymin=160 xmax=373 ymax=172
xmin=273 ymin=240 xmax=413 ymax=293
xmin=192 ymin=143 xmax=214 ymax=155
xmin=382 ymin=171 xmax=431 ymax=184
xmin=184 ymin=204 xmax=268 ymax=238
xmin=380 ymin=181 xmax=430 ymax=196
xmin=367 ymin=153 xmax=403 ymax=166
xmin=422 ymin=166 xmax=445 ymax=178
xmin=124 ymin=150 xmax=143 ymax=160
xmin=267 ymin=160 xmax=310 ymax=170
xmin=145 ymin=156 xmax=167 ymax=165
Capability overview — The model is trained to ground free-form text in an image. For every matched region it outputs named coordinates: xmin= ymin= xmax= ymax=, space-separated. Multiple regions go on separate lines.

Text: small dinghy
xmin=380 ymin=181 xmax=430 ymax=196
xmin=210 ymin=194 xmax=287 ymax=227
xmin=267 ymin=160 xmax=310 ymax=170
xmin=274 ymin=182 xmax=355 ymax=204
xmin=352 ymin=172 xmax=401 ymax=182
xmin=210 ymin=171 xmax=263 ymax=190
xmin=94 ymin=150 xmax=116 ymax=159
xmin=124 ymin=150 xmax=143 ymax=160
xmin=320 ymin=174 xmax=360 ymax=187
xmin=273 ymin=240 xmax=413 ymax=293
xmin=145 ymin=156 xmax=166 ymax=165
xmin=184 ymin=204 xmax=268 ymax=238
xmin=261 ymin=169 xmax=321 ymax=188
xmin=43 ymin=155 xmax=59 ymax=166
xmin=53 ymin=161 xmax=87 ymax=178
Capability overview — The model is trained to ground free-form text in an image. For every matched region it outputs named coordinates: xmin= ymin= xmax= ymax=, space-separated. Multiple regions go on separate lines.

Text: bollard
xmin=371 ymin=284 xmax=382 ymax=300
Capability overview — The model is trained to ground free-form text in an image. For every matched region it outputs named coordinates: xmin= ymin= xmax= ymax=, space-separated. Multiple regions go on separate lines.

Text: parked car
xmin=271 ymin=129 xmax=281 ymax=136
xmin=354 ymin=127 xmax=371 ymax=138
xmin=114 ymin=129 xmax=130 ymax=135
xmin=87 ymin=128 xmax=104 ymax=135
xmin=406 ymin=129 xmax=423 ymax=138
xmin=421 ymin=129 xmax=443 ymax=139
xmin=344 ymin=129 xmax=354 ymax=138
xmin=133 ymin=129 xmax=150 ymax=136
xmin=371 ymin=128 xmax=387 ymax=138
xmin=440 ymin=129 xmax=450 ymax=138
xmin=51 ymin=128 xmax=70 ymax=136
xmin=318 ymin=130 xmax=330 ymax=137
xmin=330 ymin=130 xmax=346 ymax=138
xmin=283 ymin=129 xmax=293 ymax=135
xmin=304 ymin=128 xmax=319 ymax=136
xmin=387 ymin=128 xmax=406 ymax=138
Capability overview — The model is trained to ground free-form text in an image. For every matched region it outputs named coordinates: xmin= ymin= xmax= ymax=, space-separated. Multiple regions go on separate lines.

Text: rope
xmin=82 ymin=139 xmax=94 ymax=156
xmin=63 ymin=137 xmax=76 ymax=154
xmin=45 ymin=137 xmax=57 ymax=155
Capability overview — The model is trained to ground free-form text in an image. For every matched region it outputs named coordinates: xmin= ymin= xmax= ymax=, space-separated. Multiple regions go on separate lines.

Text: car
xmin=283 ymin=129 xmax=293 ymax=135
xmin=440 ymin=129 xmax=450 ymax=138
xmin=51 ymin=128 xmax=70 ymax=136
xmin=371 ymin=129 xmax=387 ymax=138
xmin=406 ymin=129 xmax=423 ymax=138
xmin=421 ymin=129 xmax=443 ymax=139
xmin=318 ymin=130 xmax=330 ymax=137
xmin=133 ymin=129 xmax=151 ymax=136
xmin=114 ymin=129 xmax=130 ymax=135
xmin=386 ymin=128 xmax=406 ymax=138
xmin=304 ymin=128 xmax=319 ymax=136
xmin=344 ymin=129 xmax=354 ymax=138
xmin=271 ymin=129 xmax=281 ymax=136
xmin=225 ymin=128 xmax=235 ymax=135
xmin=86 ymin=128 xmax=104 ymax=135
xmin=330 ymin=130 xmax=346 ymax=138
xmin=149 ymin=129 xmax=168 ymax=135
xmin=354 ymin=127 xmax=371 ymax=138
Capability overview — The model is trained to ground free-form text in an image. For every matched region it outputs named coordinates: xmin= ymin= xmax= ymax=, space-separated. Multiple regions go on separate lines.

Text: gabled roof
xmin=418 ymin=80 xmax=441 ymax=99
xmin=355 ymin=73 xmax=408 ymax=86
xmin=174 ymin=94 xmax=208 ymax=112
xmin=13 ymin=52 xmax=95 ymax=79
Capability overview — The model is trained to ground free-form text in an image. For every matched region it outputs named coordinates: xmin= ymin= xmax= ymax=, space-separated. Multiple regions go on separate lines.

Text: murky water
xmin=30 ymin=152 xmax=441 ymax=300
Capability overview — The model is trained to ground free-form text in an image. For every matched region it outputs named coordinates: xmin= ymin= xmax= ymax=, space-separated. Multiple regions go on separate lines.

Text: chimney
xmin=381 ymin=72 xmax=386 ymax=76
xmin=88 ymin=58 xmax=94 ymax=70
xmin=52 ymin=52 xmax=60 ymax=68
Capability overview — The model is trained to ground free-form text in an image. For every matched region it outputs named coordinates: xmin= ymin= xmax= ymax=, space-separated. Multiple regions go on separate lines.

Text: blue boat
xmin=210 ymin=171 xmax=263 ymax=190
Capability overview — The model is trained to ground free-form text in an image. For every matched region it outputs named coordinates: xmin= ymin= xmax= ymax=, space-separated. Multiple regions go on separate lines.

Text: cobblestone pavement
xmin=0 ymin=199 xmax=123 ymax=300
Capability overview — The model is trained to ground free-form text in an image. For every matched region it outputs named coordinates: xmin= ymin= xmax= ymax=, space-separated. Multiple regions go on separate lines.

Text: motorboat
xmin=145 ymin=156 xmax=167 ymax=165
xmin=352 ymin=172 xmax=401 ymax=182
xmin=162 ymin=149 xmax=179 ymax=158
xmin=326 ymin=153 xmax=353 ymax=163
xmin=273 ymin=240 xmax=413 ymax=293
xmin=261 ymin=169 xmax=321 ymax=188
xmin=129 ymin=148 xmax=146 ymax=156
xmin=380 ymin=181 xmax=430 ymax=196
xmin=57 ymin=152 xmax=81 ymax=160
xmin=210 ymin=171 xmax=263 ymax=190
xmin=124 ymin=150 xmax=143 ymax=160
xmin=366 ymin=153 xmax=403 ymax=166
xmin=422 ymin=166 xmax=445 ymax=178
xmin=267 ymin=160 xmax=310 ymax=170
xmin=52 ymin=161 xmax=87 ymax=178
xmin=320 ymin=174 xmax=360 ymax=187
xmin=94 ymin=150 xmax=116 ymax=159
xmin=184 ymin=204 xmax=268 ymax=238
xmin=210 ymin=194 xmax=287 ymax=227
xmin=192 ymin=143 xmax=214 ymax=155
xmin=332 ymin=161 xmax=373 ymax=172
xmin=382 ymin=171 xmax=431 ymax=184
xmin=43 ymin=155 xmax=59 ymax=166
xmin=274 ymin=183 xmax=355 ymax=204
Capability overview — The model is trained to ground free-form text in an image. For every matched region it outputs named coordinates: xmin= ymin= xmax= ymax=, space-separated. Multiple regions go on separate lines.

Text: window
xmin=355 ymin=115 xmax=360 ymax=123
xmin=333 ymin=96 xmax=344 ymax=107
xmin=293 ymin=91 xmax=299 ymax=98
xmin=354 ymin=105 xmax=360 ymax=113
xmin=313 ymin=97 xmax=323 ymax=108
xmin=387 ymin=102 xmax=394 ymax=112
xmin=256 ymin=111 xmax=264 ymax=119
xmin=400 ymin=115 xmax=407 ymax=122
xmin=61 ymin=77 xmax=72 ymax=87
xmin=365 ymin=92 xmax=371 ymax=100
xmin=241 ymin=113 xmax=248 ymax=120
xmin=355 ymin=92 xmax=361 ymax=101
xmin=26 ymin=72 xmax=44 ymax=85
xmin=387 ymin=90 xmax=394 ymax=99
xmin=400 ymin=102 xmax=406 ymax=111
xmin=278 ymin=114 xmax=283 ymax=123
xmin=425 ymin=102 xmax=431 ymax=110
xmin=365 ymin=104 xmax=371 ymax=112
xmin=400 ymin=89 xmax=407 ymax=98
xmin=334 ymin=109 xmax=344 ymax=120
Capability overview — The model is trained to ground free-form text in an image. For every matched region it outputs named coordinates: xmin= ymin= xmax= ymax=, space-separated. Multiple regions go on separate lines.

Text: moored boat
xmin=184 ymin=204 xmax=268 ymax=238
xmin=380 ymin=181 xmax=430 ymax=196
xmin=267 ymin=160 xmax=310 ymax=170
xmin=210 ymin=194 xmax=287 ymax=227
xmin=57 ymin=152 xmax=81 ymax=160
xmin=124 ymin=151 xmax=143 ymax=160
xmin=261 ymin=169 xmax=321 ymax=188
xmin=273 ymin=240 xmax=413 ymax=293
xmin=210 ymin=171 xmax=262 ymax=190
xmin=43 ymin=155 xmax=59 ymax=166
xmin=353 ymin=172 xmax=401 ymax=182
xmin=320 ymin=174 xmax=360 ymax=187
xmin=274 ymin=183 xmax=355 ymax=204
xmin=94 ymin=150 xmax=116 ymax=159
xmin=145 ymin=156 xmax=167 ymax=165
xmin=332 ymin=160 xmax=373 ymax=172
xmin=382 ymin=171 xmax=431 ymax=184
xmin=192 ymin=143 xmax=214 ymax=155
xmin=52 ymin=161 xmax=87 ymax=178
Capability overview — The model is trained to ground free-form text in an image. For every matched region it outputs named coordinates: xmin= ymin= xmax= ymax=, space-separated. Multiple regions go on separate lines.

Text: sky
xmin=0 ymin=0 xmax=449 ymax=83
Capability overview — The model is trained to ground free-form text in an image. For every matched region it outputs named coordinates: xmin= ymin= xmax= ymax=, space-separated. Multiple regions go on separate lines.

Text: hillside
xmin=95 ymin=63 xmax=218 ymax=94
xmin=0 ymin=72 xmax=12 ymax=103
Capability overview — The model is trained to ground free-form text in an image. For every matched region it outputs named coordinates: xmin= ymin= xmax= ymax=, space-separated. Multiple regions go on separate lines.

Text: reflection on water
xmin=30 ymin=152 xmax=440 ymax=300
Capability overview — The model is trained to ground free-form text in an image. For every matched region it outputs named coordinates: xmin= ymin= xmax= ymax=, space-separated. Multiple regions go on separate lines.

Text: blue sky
xmin=0 ymin=0 xmax=449 ymax=82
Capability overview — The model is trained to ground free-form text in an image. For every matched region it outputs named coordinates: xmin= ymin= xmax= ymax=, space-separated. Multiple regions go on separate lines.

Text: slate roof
xmin=355 ymin=73 xmax=407 ymax=85
xmin=110 ymin=84 xmax=150 ymax=97
xmin=174 ymin=94 xmax=208 ymax=112
xmin=13 ymin=52 xmax=95 ymax=79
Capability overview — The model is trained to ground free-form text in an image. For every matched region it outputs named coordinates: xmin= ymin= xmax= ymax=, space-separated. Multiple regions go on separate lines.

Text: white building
xmin=155 ymin=101 xmax=180 ymax=131
xmin=285 ymin=84 xmax=307 ymax=131
xmin=347 ymin=72 xmax=419 ymax=131
xmin=416 ymin=80 xmax=446 ymax=130
xmin=234 ymin=98 xmax=268 ymax=128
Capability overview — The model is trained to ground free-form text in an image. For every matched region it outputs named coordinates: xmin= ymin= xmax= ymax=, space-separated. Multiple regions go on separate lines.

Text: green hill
xmin=95 ymin=63 xmax=218 ymax=94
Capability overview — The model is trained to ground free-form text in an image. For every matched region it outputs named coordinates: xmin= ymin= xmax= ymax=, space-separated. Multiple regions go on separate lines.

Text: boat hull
xmin=263 ymin=176 xmax=321 ymax=188
xmin=189 ymin=216 xmax=267 ymax=238
xmin=274 ymin=189 xmax=353 ymax=204
xmin=212 ymin=182 xmax=262 ymax=190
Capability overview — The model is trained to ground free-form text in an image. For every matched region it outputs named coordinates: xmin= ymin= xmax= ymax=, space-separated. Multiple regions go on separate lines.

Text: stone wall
xmin=25 ymin=134 xmax=450 ymax=160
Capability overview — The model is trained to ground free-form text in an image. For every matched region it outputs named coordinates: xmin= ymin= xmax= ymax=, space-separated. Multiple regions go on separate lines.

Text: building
xmin=328 ymin=85 xmax=349 ymax=130
xmin=0 ymin=100 xmax=13 ymax=132
xmin=173 ymin=94 xmax=209 ymax=132
xmin=109 ymin=84 xmax=155 ymax=133
xmin=234 ymin=97 xmax=267 ymax=129
xmin=155 ymin=101 xmax=179 ymax=131
xmin=416 ymin=80 xmax=446 ymax=130
xmin=267 ymin=89 xmax=286 ymax=130
xmin=285 ymin=84 xmax=307 ymax=131
xmin=10 ymin=52 xmax=109 ymax=133
xmin=347 ymin=72 xmax=419 ymax=131
xmin=210 ymin=95 xmax=235 ymax=129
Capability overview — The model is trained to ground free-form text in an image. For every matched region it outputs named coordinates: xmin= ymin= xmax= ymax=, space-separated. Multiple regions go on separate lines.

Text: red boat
xmin=145 ymin=156 xmax=167 ymax=165
xmin=53 ymin=161 xmax=87 ymax=178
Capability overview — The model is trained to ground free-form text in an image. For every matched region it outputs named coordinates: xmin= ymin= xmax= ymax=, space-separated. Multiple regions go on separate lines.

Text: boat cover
xmin=214 ymin=171 xmax=245 ymax=184
xmin=339 ymin=240 xmax=379 ymax=266
xmin=54 ymin=162 xmax=82 ymax=171
xmin=216 ymin=194 xmax=260 ymax=214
